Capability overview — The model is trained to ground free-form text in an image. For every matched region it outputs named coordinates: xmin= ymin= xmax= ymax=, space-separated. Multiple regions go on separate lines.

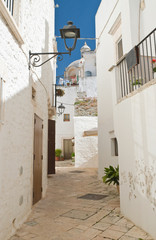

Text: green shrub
xmin=102 ymin=165 xmax=119 ymax=186
xmin=55 ymin=149 xmax=62 ymax=157
xmin=71 ymin=152 xmax=75 ymax=158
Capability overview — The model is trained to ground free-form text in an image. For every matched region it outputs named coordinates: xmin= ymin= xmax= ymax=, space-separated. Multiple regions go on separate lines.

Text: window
xmin=3 ymin=0 xmax=14 ymax=15
xmin=0 ymin=0 xmax=23 ymax=44
xmin=63 ymin=114 xmax=70 ymax=122
xmin=111 ymin=138 xmax=118 ymax=156
xmin=85 ymin=71 xmax=92 ymax=77
xmin=117 ymin=38 xmax=123 ymax=61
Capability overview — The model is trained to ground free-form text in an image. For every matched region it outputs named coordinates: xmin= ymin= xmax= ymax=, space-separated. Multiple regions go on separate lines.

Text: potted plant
xmin=131 ymin=78 xmax=142 ymax=90
xmin=71 ymin=152 xmax=75 ymax=162
xmin=56 ymin=89 xmax=65 ymax=97
xmin=55 ymin=149 xmax=62 ymax=161
xmin=102 ymin=165 xmax=119 ymax=193
xmin=60 ymin=155 xmax=64 ymax=161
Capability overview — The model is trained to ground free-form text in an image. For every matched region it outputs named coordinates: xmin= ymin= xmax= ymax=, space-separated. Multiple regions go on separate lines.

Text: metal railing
xmin=117 ymin=28 xmax=156 ymax=99
xmin=3 ymin=0 xmax=14 ymax=15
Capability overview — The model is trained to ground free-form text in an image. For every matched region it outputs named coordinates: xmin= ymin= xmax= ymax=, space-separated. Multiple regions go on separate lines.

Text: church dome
xmin=80 ymin=42 xmax=91 ymax=54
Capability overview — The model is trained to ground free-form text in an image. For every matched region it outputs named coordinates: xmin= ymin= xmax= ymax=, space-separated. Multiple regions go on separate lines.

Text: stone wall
xmin=74 ymin=97 xmax=97 ymax=116
xmin=0 ymin=1 xmax=55 ymax=239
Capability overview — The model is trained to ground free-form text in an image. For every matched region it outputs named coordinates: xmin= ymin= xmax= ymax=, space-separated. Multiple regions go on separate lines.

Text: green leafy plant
xmin=56 ymin=89 xmax=65 ymax=97
xmin=71 ymin=152 xmax=75 ymax=158
xmin=102 ymin=165 xmax=119 ymax=186
xmin=132 ymin=79 xmax=142 ymax=85
xmin=130 ymin=77 xmax=143 ymax=86
xmin=55 ymin=149 xmax=62 ymax=157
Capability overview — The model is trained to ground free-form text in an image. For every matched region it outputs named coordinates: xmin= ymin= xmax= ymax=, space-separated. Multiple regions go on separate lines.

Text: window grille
xmin=3 ymin=0 xmax=14 ymax=15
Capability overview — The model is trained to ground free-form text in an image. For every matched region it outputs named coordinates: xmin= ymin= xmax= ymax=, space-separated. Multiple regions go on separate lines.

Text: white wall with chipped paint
xmin=0 ymin=0 xmax=55 ymax=239
xmin=74 ymin=117 xmax=98 ymax=168
xmin=114 ymin=80 xmax=156 ymax=238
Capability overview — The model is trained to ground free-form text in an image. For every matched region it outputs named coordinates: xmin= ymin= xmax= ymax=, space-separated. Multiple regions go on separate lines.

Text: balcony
xmin=117 ymin=28 xmax=156 ymax=100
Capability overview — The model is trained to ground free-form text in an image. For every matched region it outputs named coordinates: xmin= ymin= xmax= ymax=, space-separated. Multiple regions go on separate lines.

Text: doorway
xmin=33 ymin=114 xmax=43 ymax=205
xmin=48 ymin=119 xmax=55 ymax=174
xmin=63 ymin=139 xmax=73 ymax=159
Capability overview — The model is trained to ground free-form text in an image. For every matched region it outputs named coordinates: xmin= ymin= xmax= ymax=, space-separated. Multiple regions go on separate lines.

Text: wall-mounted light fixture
xmin=29 ymin=21 xmax=80 ymax=69
xmin=58 ymin=103 xmax=65 ymax=116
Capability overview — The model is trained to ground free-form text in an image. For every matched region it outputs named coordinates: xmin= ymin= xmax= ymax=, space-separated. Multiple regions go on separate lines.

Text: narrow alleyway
xmin=10 ymin=161 xmax=153 ymax=240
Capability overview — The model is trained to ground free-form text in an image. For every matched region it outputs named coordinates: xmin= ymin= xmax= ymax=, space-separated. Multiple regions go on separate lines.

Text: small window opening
xmin=63 ymin=114 xmax=70 ymax=122
xmin=32 ymin=87 xmax=36 ymax=100
xmin=111 ymin=138 xmax=118 ymax=156
xmin=85 ymin=71 xmax=92 ymax=77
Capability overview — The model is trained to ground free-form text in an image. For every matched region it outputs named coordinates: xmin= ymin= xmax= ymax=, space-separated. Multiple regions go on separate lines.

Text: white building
xmin=56 ymin=42 xmax=98 ymax=165
xmin=56 ymin=86 xmax=77 ymax=159
xmin=0 ymin=1 xmax=55 ymax=239
xmin=96 ymin=0 xmax=156 ymax=238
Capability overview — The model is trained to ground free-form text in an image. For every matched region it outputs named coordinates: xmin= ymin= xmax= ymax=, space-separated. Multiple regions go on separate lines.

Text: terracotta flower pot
xmin=55 ymin=156 xmax=60 ymax=161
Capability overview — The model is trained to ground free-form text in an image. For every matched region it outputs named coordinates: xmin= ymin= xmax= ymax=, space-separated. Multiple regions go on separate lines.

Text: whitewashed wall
xmin=84 ymin=52 xmax=96 ymax=76
xmin=56 ymin=86 xmax=78 ymax=151
xmin=78 ymin=76 xmax=97 ymax=98
xmin=96 ymin=0 xmax=156 ymax=238
xmin=96 ymin=0 xmax=121 ymax=177
xmin=0 ymin=0 xmax=55 ymax=239
xmin=74 ymin=117 xmax=98 ymax=168
xmin=114 ymin=80 xmax=156 ymax=239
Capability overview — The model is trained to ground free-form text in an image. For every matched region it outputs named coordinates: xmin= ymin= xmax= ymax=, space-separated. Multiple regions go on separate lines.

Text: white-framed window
xmin=116 ymin=37 xmax=123 ymax=61
xmin=0 ymin=77 xmax=4 ymax=124
xmin=63 ymin=114 xmax=70 ymax=122
xmin=0 ymin=0 xmax=24 ymax=44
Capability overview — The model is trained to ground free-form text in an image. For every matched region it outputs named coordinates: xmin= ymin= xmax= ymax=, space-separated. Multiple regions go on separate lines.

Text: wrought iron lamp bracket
xmin=29 ymin=50 xmax=71 ymax=70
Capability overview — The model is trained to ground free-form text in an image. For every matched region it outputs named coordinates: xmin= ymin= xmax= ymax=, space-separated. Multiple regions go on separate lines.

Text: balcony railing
xmin=3 ymin=0 xmax=14 ymax=15
xmin=117 ymin=28 xmax=156 ymax=99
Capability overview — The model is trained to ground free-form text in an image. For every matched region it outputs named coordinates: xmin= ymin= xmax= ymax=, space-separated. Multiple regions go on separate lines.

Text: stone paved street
xmin=9 ymin=161 xmax=153 ymax=240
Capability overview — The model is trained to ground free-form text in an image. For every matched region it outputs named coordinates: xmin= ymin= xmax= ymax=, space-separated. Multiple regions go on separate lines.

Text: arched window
xmin=85 ymin=71 xmax=92 ymax=77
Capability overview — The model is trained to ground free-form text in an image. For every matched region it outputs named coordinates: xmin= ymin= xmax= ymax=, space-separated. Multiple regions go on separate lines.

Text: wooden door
xmin=63 ymin=139 xmax=73 ymax=159
xmin=33 ymin=114 xmax=43 ymax=205
xmin=48 ymin=120 xmax=55 ymax=174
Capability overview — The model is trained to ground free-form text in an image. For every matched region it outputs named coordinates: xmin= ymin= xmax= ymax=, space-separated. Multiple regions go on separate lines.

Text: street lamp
xmin=58 ymin=103 xmax=65 ymax=115
xmin=60 ymin=21 xmax=80 ymax=52
xmin=29 ymin=21 xmax=80 ymax=69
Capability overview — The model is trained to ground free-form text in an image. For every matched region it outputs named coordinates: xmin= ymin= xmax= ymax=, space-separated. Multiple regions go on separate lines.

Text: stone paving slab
xmin=9 ymin=161 xmax=154 ymax=240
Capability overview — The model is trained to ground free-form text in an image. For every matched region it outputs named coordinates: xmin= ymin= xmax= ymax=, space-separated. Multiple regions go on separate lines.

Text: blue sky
xmin=55 ymin=0 xmax=101 ymax=79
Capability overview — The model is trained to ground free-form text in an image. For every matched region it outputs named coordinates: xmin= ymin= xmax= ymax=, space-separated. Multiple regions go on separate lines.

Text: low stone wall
xmin=74 ymin=97 xmax=97 ymax=116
